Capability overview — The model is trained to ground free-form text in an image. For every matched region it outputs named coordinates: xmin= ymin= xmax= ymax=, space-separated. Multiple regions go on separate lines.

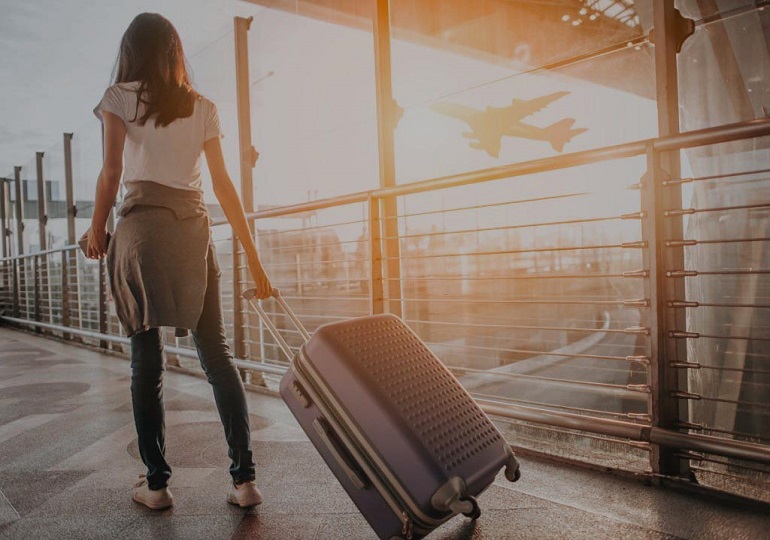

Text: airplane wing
xmin=495 ymin=91 xmax=571 ymax=121
xmin=431 ymin=102 xmax=482 ymax=126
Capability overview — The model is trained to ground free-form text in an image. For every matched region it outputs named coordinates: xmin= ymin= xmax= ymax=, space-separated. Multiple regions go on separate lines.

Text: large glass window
xmin=390 ymin=0 xmax=656 ymax=183
xmin=241 ymin=0 xmax=379 ymax=207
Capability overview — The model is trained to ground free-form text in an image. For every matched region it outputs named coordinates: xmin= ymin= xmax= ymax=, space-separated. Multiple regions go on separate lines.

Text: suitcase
xmin=244 ymin=288 xmax=521 ymax=539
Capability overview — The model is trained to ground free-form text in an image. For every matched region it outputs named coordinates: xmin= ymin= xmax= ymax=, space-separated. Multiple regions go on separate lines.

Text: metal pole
xmin=232 ymin=15 xmax=255 ymax=364
xmin=35 ymin=152 xmax=52 ymax=332
xmin=35 ymin=152 xmax=48 ymax=251
xmin=373 ymin=0 xmax=403 ymax=318
xmin=649 ymin=0 xmax=690 ymax=479
xmin=13 ymin=166 xmax=24 ymax=255
xmin=368 ymin=195 xmax=385 ymax=314
xmin=33 ymin=255 xmax=41 ymax=332
xmin=0 ymin=179 xmax=8 ymax=259
xmin=63 ymin=133 xmax=77 ymax=246
xmin=0 ymin=180 xmax=7 ymax=305
xmin=98 ymin=257 xmax=108 ymax=348
xmin=12 ymin=258 xmax=19 ymax=318
xmin=61 ymin=249 xmax=71 ymax=340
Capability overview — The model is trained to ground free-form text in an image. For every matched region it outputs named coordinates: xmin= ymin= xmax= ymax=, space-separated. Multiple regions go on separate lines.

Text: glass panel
xmin=42 ymin=142 xmax=68 ymax=249
xmin=677 ymin=3 xmax=770 ymax=131
xmin=390 ymin=0 xmax=656 ymax=184
xmin=676 ymin=130 xmax=770 ymax=498
xmin=397 ymin=155 xmax=650 ymax=421
xmin=71 ymin=121 xmax=102 ymax=243
xmin=187 ymin=29 xmax=240 ymax=214
xmin=243 ymin=0 xmax=379 ymax=207
xmin=247 ymin=202 xmax=371 ymax=378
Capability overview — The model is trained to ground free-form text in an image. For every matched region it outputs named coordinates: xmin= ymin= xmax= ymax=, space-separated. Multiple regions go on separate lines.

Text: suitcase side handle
xmin=312 ymin=417 xmax=370 ymax=491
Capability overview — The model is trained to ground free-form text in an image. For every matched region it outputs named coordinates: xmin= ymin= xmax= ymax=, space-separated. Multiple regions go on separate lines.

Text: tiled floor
xmin=0 ymin=327 xmax=768 ymax=540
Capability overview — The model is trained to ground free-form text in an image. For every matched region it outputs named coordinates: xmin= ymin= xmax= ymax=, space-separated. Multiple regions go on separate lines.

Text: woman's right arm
xmin=87 ymin=110 xmax=126 ymax=259
xmin=204 ymin=136 xmax=272 ymax=300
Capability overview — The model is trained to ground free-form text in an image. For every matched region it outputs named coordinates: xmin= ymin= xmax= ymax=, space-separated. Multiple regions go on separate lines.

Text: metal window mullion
xmin=232 ymin=15 xmax=255 ymax=364
xmin=373 ymin=0 xmax=403 ymax=318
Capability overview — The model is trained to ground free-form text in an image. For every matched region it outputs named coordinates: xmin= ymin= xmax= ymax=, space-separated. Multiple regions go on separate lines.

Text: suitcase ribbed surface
xmin=336 ymin=316 xmax=503 ymax=472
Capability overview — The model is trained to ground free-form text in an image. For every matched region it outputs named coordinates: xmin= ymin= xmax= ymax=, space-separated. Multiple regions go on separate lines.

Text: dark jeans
xmin=129 ymin=251 xmax=255 ymax=490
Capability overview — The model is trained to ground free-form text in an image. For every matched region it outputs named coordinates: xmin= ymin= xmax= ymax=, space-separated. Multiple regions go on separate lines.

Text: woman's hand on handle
xmin=85 ymin=226 xmax=109 ymax=259
xmin=248 ymin=257 xmax=272 ymax=300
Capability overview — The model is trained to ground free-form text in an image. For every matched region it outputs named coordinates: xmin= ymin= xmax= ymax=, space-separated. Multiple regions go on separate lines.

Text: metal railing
xmin=2 ymin=116 xmax=770 ymax=503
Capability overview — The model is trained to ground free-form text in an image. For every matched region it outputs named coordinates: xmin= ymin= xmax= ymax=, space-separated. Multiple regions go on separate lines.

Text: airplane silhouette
xmin=431 ymin=91 xmax=587 ymax=158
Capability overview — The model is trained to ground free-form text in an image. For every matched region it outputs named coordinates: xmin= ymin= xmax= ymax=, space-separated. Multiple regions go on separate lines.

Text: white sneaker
xmin=132 ymin=475 xmax=174 ymax=510
xmin=227 ymin=480 xmax=263 ymax=507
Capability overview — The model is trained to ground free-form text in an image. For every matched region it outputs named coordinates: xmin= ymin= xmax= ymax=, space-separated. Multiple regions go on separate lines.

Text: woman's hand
xmin=85 ymin=226 xmax=109 ymax=259
xmin=248 ymin=257 xmax=272 ymax=300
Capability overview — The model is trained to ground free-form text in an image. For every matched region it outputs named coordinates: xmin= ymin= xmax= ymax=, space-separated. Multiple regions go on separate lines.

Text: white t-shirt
xmin=93 ymin=81 xmax=222 ymax=192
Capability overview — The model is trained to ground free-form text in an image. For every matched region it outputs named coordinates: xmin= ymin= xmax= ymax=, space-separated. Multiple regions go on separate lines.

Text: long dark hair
xmin=112 ymin=13 xmax=198 ymax=128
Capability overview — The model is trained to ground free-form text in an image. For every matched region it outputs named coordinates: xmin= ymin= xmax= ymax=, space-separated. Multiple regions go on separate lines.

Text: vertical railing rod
xmin=0 ymin=178 xmax=8 ymax=259
xmin=35 ymin=152 xmax=48 ymax=253
xmin=33 ymin=255 xmax=41 ymax=333
xmin=0 ymin=178 xmax=8 ymax=309
xmin=368 ymin=195 xmax=385 ymax=315
xmin=13 ymin=166 xmax=23 ymax=256
xmin=12 ymin=258 xmax=19 ymax=319
xmin=61 ymin=249 xmax=71 ymax=340
xmin=63 ymin=133 xmax=77 ymax=246
xmin=98 ymin=257 xmax=108 ymax=348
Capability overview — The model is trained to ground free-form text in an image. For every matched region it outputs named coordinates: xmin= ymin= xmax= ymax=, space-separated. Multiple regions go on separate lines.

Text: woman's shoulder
xmin=112 ymin=81 xmax=142 ymax=92
xmin=195 ymin=93 xmax=217 ymax=110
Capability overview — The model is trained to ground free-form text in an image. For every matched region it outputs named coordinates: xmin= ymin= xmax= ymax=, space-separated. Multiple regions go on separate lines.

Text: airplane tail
xmin=545 ymin=118 xmax=587 ymax=152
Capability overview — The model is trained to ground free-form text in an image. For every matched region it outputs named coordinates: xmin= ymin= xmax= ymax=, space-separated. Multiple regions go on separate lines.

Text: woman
xmin=85 ymin=13 xmax=271 ymax=511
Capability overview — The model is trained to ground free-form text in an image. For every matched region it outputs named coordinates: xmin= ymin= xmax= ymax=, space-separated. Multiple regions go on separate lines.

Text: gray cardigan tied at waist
xmin=106 ymin=180 xmax=219 ymax=338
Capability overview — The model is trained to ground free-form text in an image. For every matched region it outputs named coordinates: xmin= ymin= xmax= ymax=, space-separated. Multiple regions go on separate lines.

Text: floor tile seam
xmin=492 ymin=481 xmax=687 ymax=537
xmin=306 ymin=517 xmax=325 ymax=540
xmin=114 ymin=515 xmax=145 ymax=538
xmin=0 ymin=489 xmax=20 ymax=521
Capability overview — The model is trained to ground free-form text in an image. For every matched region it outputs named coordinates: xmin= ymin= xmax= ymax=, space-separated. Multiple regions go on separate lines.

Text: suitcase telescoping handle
xmin=243 ymin=287 xmax=311 ymax=362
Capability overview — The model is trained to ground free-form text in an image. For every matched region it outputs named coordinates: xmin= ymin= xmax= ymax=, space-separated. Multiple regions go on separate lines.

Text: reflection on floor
xmin=0 ymin=327 xmax=768 ymax=540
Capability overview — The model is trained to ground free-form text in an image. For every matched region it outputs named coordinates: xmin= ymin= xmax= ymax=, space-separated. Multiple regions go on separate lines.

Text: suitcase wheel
xmin=461 ymin=495 xmax=481 ymax=521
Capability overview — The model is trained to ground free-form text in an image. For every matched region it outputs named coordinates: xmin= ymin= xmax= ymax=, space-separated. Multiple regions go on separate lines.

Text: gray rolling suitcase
xmin=244 ymin=289 xmax=521 ymax=539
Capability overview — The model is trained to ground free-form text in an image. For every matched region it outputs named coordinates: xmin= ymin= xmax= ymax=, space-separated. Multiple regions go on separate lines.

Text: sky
xmin=0 ymin=0 xmax=238 ymax=178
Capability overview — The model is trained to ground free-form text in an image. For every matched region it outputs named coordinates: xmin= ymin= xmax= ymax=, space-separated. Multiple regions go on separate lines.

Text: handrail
xmin=222 ymin=117 xmax=770 ymax=222
xmin=4 ymin=311 xmax=769 ymax=467
xmin=477 ymin=399 xmax=770 ymax=466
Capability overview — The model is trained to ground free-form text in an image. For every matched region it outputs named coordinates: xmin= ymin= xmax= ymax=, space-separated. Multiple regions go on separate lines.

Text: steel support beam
xmin=373 ymin=0 xmax=402 ymax=317
xmin=35 ymin=152 xmax=48 ymax=252
xmin=233 ymin=15 xmax=256 ymax=364
xmin=650 ymin=0 xmax=691 ymax=479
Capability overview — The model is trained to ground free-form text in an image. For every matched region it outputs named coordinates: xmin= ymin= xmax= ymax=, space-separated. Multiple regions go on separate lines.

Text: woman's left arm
xmin=87 ymin=111 xmax=126 ymax=259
